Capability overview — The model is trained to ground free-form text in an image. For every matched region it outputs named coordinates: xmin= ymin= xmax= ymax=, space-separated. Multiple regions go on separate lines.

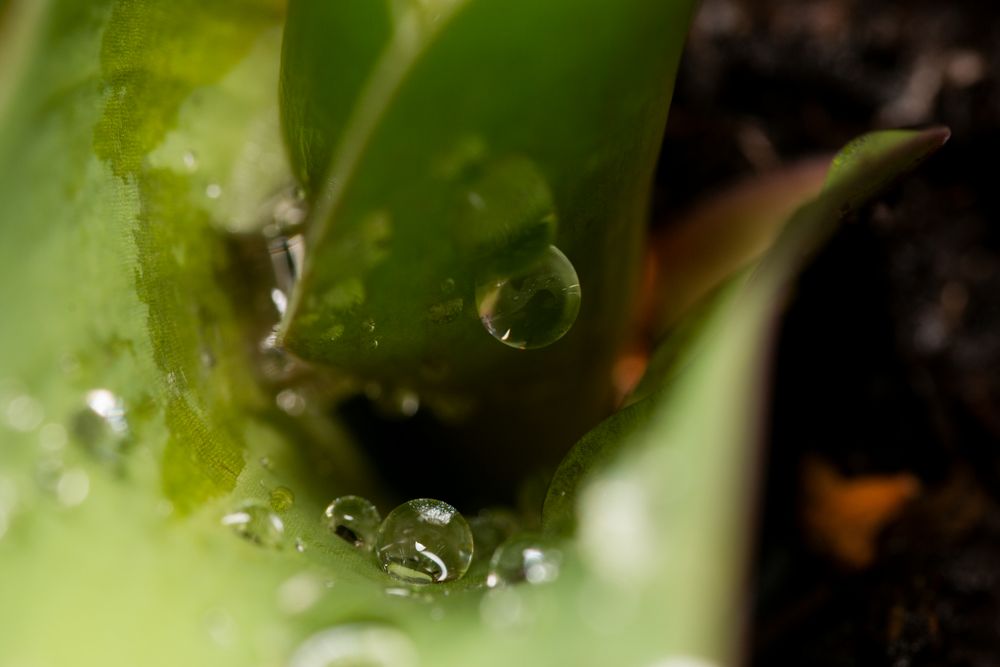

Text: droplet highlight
xmin=222 ymin=502 xmax=285 ymax=548
xmin=375 ymin=498 xmax=473 ymax=584
xmin=324 ymin=495 xmax=381 ymax=550
xmin=476 ymin=245 xmax=581 ymax=350
xmin=289 ymin=624 xmax=418 ymax=667
xmin=486 ymin=533 xmax=562 ymax=588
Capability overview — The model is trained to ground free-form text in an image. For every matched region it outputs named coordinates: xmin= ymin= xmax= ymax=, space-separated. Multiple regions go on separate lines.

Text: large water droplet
xmin=324 ymin=495 xmax=381 ymax=550
xmin=486 ymin=533 xmax=562 ymax=588
xmin=476 ymin=245 xmax=581 ymax=350
xmin=375 ymin=498 xmax=473 ymax=584
xmin=222 ymin=502 xmax=285 ymax=548
xmin=289 ymin=624 xmax=418 ymax=667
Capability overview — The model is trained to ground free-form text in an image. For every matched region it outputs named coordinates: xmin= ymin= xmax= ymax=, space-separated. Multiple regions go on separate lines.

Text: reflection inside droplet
xmin=476 ymin=245 xmax=581 ymax=350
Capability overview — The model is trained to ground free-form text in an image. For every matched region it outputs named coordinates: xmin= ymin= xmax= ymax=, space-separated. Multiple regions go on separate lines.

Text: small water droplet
xmin=268 ymin=234 xmax=306 ymax=296
xmin=38 ymin=423 xmax=68 ymax=452
xmin=295 ymin=537 xmax=307 ymax=553
xmin=271 ymin=288 xmax=288 ymax=315
xmin=486 ymin=533 xmax=562 ymax=588
xmin=205 ymin=183 xmax=222 ymax=199
xmin=5 ymin=394 xmax=43 ymax=432
xmin=277 ymin=572 xmax=323 ymax=615
xmin=366 ymin=338 xmax=380 ymax=350
xmin=260 ymin=456 xmax=275 ymax=471
xmin=363 ymin=318 xmax=376 ymax=333
xmin=72 ymin=389 xmax=129 ymax=462
xmin=469 ymin=508 xmax=519 ymax=564
xmin=324 ymin=495 xmax=381 ymax=550
xmin=427 ymin=297 xmax=464 ymax=324
xmin=480 ymin=587 xmax=532 ymax=631
xmin=55 ymin=468 xmax=90 ymax=508
xmin=222 ymin=502 xmax=285 ymax=548
xmin=182 ymin=151 xmax=199 ymax=172
xmin=204 ymin=609 xmax=237 ymax=647
xmin=375 ymin=498 xmax=473 ymax=584
xmin=475 ymin=245 xmax=581 ymax=350
xmin=288 ymin=624 xmax=418 ymax=667
xmin=269 ymin=486 xmax=295 ymax=513
xmin=440 ymin=277 xmax=456 ymax=294
xmin=276 ymin=388 xmax=307 ymax=416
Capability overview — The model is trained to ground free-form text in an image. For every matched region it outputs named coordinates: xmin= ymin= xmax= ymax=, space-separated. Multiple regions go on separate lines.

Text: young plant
xmin=0 ymin=1 xmax=946 ymax=666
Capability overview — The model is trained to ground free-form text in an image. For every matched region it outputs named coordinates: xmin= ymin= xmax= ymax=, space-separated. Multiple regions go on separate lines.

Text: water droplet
xmin=222 ymin=502 xmax=285 ymax=548
xmin=469 ymin=508 xmax=520 ymax=564
xmin=363 ymin=318 xmax=376 ymax=333
xmin=476 ymin=245 xmax=581 ymax=350
xmin=72 ymin=389 xmax=129 ymax=462
xmin=260 ymin=455 xmax=275 ymax=471
xmin=324 ymin=495 xmax=381 ymax=550
xmin=375 ymin=498 xmax=473 ymax=584
xmin=480 ymin=587 xmax=533 ymax=631
xmin=288 ymin=624 xmax=418 ymax=667
xmin=269 ymin=234 xmax=306 ymax=296
xmin=273 ymin=191 xmax=307 ymax=229
xmin=295 ymin=537 xmax=307 ymax=553
xmin=440 ymin=277 xmax=456 ymax=294
xmin=55 ymin=468 xmax=90 ymax=508
xmin=427 ymin=297 xmax=464 ymax=324
xmin=371 ymin=387 xmax=421 ymax=420
xmin=486 ymin=534 xmax=562 ymax=588
xmin=269 ymin=486 xmax=295 ymax=513
xmin=38 ymin=423 xmax=68 ymax=452
xmin=182 ymin=151 xmax=199 ymax=172
xmin=271 ymin=288 xmax=288 ymax=315
xmin=205 ymin=183 xmax=222 ymax=199
xmin=204 ymin=609 xmax=237 ymax=647
xmin=276 ymin=388 xmax=307 ymax=416
xmin=277 ymin=572 xmax=323 ymax=615
xmin=579 ymin=477 xmax=655 ymax=587
xmin=5 ymin=394 xmax=43 ymax=432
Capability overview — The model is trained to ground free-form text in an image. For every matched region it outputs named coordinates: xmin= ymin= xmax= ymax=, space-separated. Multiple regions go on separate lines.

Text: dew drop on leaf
xmin=375 ymin=498 xmax=473 ymax=584
xmin=221 ymin=502 xmax=285 ymax=548
xmin=468 ymin=508 xmax=519 ymax=564
xmin=475 ymin=245 xmax=581 ymax=350
xmin=288 ymin=624 xmax=418 ymax=667
xmin=72 ymin=389 xmax=129 ymax=463
xmin=269 ymin=486 xmax=295 ymax=513
xmin=486 ymin=533 xmax=562 ymax=588
xmin=324 ymin=495 xmax=382 ymax=550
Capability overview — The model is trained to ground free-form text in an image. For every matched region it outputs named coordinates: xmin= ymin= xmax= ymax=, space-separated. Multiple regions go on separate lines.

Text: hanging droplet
xmin=486 ymin=533 xmax=563 ymax=588
xmin=222 ymin=502 xmax=285 ymax=548
xmin=476 ymin=245 xmax=581 ymax=350
xmin=72 ymin=389 xmax=130 ymax=463
xmin=269 ymin=486 xmax=295 ymax=513
xmin=288 ymin=624 xmax=418 ymax=667
xmin=469 ymin=508 xmax=520 ymax=564
xmin=324 ymin=495 xmax=381 ymax=550
xmin=375 ymin=498 xmax=473 ymax=584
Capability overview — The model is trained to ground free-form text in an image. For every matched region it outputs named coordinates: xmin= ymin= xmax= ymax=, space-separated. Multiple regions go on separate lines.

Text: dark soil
xmin=655 ymin=0 xmax=1000 ymax=664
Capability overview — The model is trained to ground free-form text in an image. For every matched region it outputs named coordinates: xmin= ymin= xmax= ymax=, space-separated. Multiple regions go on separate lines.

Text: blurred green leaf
xmin=542 ymin=129 xmax=949 ymax=661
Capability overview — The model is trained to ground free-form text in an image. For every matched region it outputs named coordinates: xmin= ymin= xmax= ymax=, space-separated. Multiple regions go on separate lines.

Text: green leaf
xmin=542 ymin=128 xmax=948 ymax=659
xmin=278 ymin=0 xmax=698 ymax=467
xmin=0 ymin=0 xmax=948 ymax=665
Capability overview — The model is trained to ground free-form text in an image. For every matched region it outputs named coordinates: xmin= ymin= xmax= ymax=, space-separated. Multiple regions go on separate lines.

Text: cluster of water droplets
xmin=223 ymin=483 xmax=564 ymax=598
